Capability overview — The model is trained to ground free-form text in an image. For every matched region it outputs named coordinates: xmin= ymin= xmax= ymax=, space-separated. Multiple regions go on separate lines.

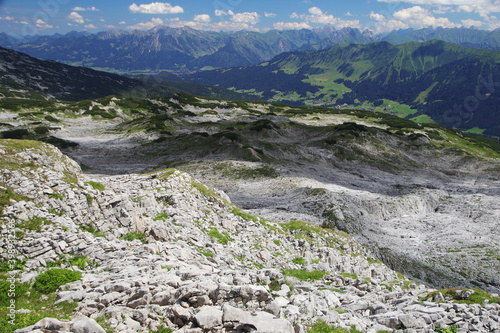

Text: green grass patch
xmin=153 ymin=213 xmax=169 ymax=221
xmin=208 ymin=228 xmax=233 ymax=245
xmin=0 ymin=279 xmax=77 ymax=333
xmin=231 ymin=207 xmax=258 ymax=222
xmin=292 ymin=257 xmax=306 ymax=265
xmin=33 ymin=268 xmax=82 ymax=294
xmin=339 ymin=272 xmax=358 ymax=280
xmin=121 ymin=232 xmax=147 ymax=244
xmin=150 ymin=325 xmax=173 ymax=333
xmin=283 ymin=269 xmax=327 ymax=281
xmin=0 ymin=187 xmax=28 ymax=215
xmin=86 ymin=181 xmax=105 ymax=191
xmin=306 ymin=320 xmax=362 ymax=333
xmin=80 ymin=225 xmax=106 ymax=238
xmin=197 ymin=249 xmax=214 ymax=258
xmin=16 ymin=217 xmax=51 ymax=233
xmin=421 ymin=288 xmax=499 ymax=305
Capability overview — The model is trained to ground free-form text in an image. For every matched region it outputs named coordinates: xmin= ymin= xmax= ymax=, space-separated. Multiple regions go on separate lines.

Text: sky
xmin=1 ymin=0 xmax=500 ymax=37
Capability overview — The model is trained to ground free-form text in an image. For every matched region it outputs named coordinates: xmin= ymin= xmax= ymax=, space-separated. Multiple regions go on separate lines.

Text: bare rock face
xmin=2 ymin=141 xmax=500 ymax=333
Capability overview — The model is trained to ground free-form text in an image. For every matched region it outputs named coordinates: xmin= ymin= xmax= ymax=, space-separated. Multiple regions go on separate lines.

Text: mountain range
xmin=2 ymin=30 xmax=500 ymax=135
xmin=187 ymin=39 xmax=500 ymax=136
xmin=3 ymin=26 xmax=500 ymax=74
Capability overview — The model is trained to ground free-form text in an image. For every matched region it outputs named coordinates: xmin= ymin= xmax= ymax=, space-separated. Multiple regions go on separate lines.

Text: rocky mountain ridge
xmin=2 ymin=139 xmax=500 ymax=333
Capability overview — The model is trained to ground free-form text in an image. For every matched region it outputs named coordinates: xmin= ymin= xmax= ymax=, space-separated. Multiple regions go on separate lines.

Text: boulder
xmin=71 ymin=316 xmax=106 ymax=333
xmin=194 ymin=306 xmax=223 ymax=329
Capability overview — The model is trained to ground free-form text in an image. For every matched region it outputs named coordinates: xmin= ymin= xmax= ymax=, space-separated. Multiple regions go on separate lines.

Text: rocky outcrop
xmin=1 ymin=140 xmax=500 ymax=333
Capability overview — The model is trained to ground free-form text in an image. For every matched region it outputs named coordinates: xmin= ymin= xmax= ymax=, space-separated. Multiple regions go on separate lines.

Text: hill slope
xmin=0 ymin=47 xmax=248 ymax=102
xmin=2 ymin=138 xmax=500 ymax=333
xmin=187 ymin=40 xmax=500 ymax=135
xmin=2 ymin=94 xmax=500 ymax=294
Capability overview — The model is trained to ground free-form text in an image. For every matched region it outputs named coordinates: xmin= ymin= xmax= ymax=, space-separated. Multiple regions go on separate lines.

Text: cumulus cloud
xmin=370 ymin=12 xmax=386 ymax=22
xmin=72 ymin=6 xmax=99 ymax=12
xmin=68 ymin=12 xmax=84 ymax=24
xmin=127 ymin=18 xmax=164 ymax=30
xmin=274 ymin=21 xmax=312 ymax=30
xmin=230 ymin=12 xmax=260 ymax=25
xmin=0 ymin=16 xmax=14 ymax=20
xmin=265 ymin=12 xmax=277 ymax=18
xmin=129 ymin=2 xmax=184 ymax=14
xmin=393 ymin=5 xmax=459 ymax=28
xmin=194 ymin=14 xmax=211 ymax=23
xmin=378 ymin=0 xmax=500 ymax=18
xmin=301 ymin=6 xmax=361 ymax=28
xmin=85 ymin=24 xmax=98 ymax=29
xmin=461 ymin=18 xmax=485 ymax=27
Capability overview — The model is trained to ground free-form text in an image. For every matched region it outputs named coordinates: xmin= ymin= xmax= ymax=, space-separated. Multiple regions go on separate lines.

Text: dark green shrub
xmin=1 ymin=129 xmax=32 ymax=139
xmin=33 ymin=269 xmax=82 ymax=293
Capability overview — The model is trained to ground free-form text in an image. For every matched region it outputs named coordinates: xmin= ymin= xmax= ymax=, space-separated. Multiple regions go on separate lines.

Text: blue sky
xmin=1 ymin=0 xmax=500 ymax=37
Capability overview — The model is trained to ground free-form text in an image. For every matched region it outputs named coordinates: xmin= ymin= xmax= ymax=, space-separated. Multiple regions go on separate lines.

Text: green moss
xmin=33 ymin=268 xmax=82 ymax=294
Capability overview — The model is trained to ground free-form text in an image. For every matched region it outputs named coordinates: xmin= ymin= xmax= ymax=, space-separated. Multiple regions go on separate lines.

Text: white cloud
xmin=378 ymin=0 xmax=500 ymax=18
xmin=299 ymin=6 xmax=362 ymax=29
xmin=274 ymin=21 xmax=312 ymax=30
xmin=368 ymin=11 xmax=410 ymax=32
xmin=128 ymin=21 xmax=157 ymax=30
xmin=461 ymin=18 xmax=485 ymax=27
xmin=129 ymin=2 xmax=184 ymax=14
xmin=230 ymin=12 xmax=260 ymax=25
xmin=72 ymin=6 xmax=99 ymax=12
xmin=0 ymin=16 xmax=14 ymax=20
xmin=85 ymin=24 xmax=98 ymax=29
xmin=215 ymin=9 xmax=234 ymax=16
xmin=35 ymin=18 xmax=53 ymax=29
xmin=119 ymin=21 xmax=127 ymax=25
xmin=68 ymin=12 xmax=84 ymax=24
xmin=151 ymin=17 xmax=164 ymax=25
xmin=194 ymin=14 xmax=211 ymax=23
xmin=370 ymin=12 xmax=386 ymax=22
xmin=265 ymin=12 xmax=277 ymax=17
xmin=393 ymin=6 xmax=459 ymax=28
xmin=346 ymin=12 xmax=353 ymax=16
xmin=308 ymin=6 xmax=323 ymax=16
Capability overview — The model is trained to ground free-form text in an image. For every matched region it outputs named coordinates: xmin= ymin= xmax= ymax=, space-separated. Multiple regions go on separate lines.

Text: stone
xmin=30 ymin=318 xmax=72 ymax=332
xmin=194 ymin=306 xmax=223 ymax=329
xmin=71 ymin=316 xmax=106 ymax=333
